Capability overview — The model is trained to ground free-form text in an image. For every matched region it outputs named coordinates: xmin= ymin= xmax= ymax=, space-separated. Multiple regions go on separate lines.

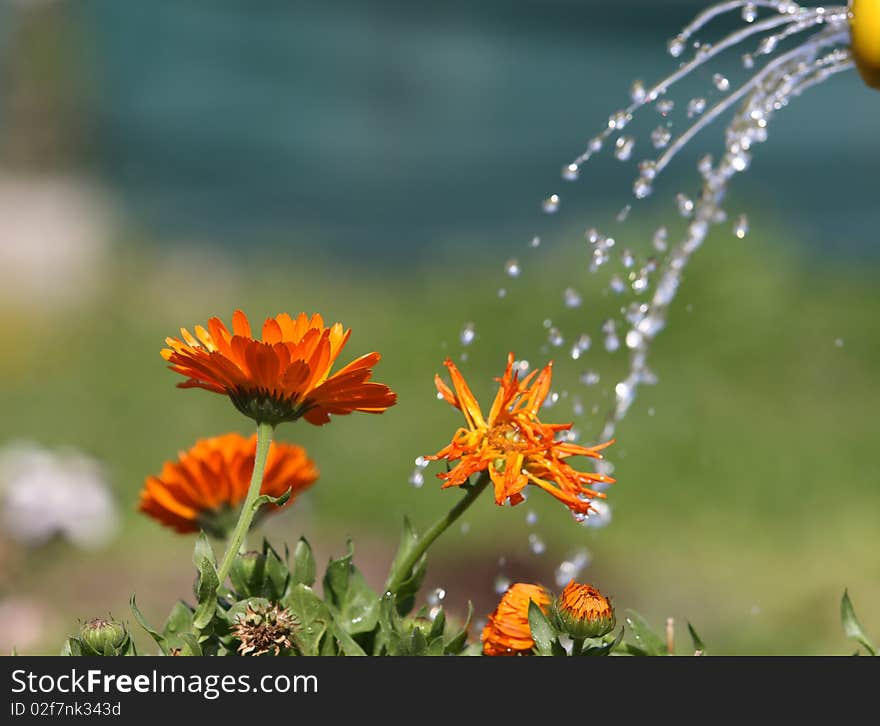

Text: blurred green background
xmin=0 ymin=0 xmax=877 ymax=655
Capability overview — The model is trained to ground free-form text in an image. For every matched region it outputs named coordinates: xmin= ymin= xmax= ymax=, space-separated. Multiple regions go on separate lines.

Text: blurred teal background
xmin=0 ymin=0 xmax=877 ymax=655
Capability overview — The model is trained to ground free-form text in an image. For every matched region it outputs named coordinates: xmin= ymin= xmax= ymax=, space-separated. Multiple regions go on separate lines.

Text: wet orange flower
xmin=161 ymin=310 xmax=397 ymax=426
xmin=554 ymin=580 xmax=615 ymax=639
xmin=427 ymin=353 xmax=614 ymax=516
xmin=139 ymin=433 xmax=318 ymax=536
xmin=482 ymin=583 xmax=552 ymax=656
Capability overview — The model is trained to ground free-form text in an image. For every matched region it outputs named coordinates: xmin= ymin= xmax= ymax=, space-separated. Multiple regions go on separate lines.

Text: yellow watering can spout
xmin=851 ymin=0 xmax=880 ymax=89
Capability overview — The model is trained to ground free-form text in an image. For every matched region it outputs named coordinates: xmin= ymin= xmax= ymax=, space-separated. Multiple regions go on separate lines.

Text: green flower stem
xmin=385 ymin=471 xmax=491 ymax=595
xmin=215 ymin=421 xmax=274 ymax=589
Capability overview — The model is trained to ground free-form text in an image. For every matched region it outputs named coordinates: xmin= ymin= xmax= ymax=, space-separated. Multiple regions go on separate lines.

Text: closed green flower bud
xmin=553 ymin=581 xmax=616 ymax=640
xmin=79 ymin=618 xmax=129 ymax=655
xmin=229 ymin=550 xmax=267 ymax=596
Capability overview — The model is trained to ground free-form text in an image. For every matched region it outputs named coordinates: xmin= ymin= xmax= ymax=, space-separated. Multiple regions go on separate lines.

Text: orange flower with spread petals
xmin=139 ymin=433 xmax=318 ymax=536
xmin=427 ymin=353 xmax=614 ymax=516
xmin=482 ymin=583 xmax=552 ymax=656
xmin=161 ymin=310 xmax=397 ymax=426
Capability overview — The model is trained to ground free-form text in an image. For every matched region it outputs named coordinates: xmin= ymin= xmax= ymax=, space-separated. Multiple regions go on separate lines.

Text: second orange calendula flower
xmin=482 ymin=583 xmax=552 ymax=656
xmin=139 ymin=433 xmax=318 ymax=537
xmin=427 ymin=353 xmax=614 ymax=516
xmin=161 ymin=310 xmax=397 ymax=426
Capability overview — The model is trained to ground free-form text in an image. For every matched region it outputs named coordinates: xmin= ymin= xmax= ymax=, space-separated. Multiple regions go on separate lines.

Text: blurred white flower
xmin=0 ymin=441 xmax=118 ymax=548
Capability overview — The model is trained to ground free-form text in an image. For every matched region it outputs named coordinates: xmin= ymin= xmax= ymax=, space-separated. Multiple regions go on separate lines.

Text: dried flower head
xmin=427 ymin=353 xmax=614 ymax=516
xmin=481 ymin=583 xmax=552 ymax=656
xmin=161 ymin=310 xmax=396 ymax=426
xmin=232 ymin=602 xmax=298 ymax=656
xmin=554 ymin=580 xmax=616 ymax=639
xmin=139 ymin=433 xmax=318 ymax=536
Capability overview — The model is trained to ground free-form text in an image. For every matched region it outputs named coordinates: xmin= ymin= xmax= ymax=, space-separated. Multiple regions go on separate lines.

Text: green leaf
xmin=388 ymin=517 xmax=427 ymax=616
xmin=623 ymin=610 xmax=667 ymax=656
xmin=687 ymin=622 xmax=707 ymax=654
xmin=229 ymin=552 xmax=267 ymax=598
xmin=428 ymin=607 xmax=446 ymax=641
xmin=322 ymin=541 xmax=380 ymax=635
xmin=528 ymin=600 xmax=558 ymax=656
xmin=262 ymin=541 xmax=291 ymax=601
xmin=252 ymin=487 xmax=291 ymax=511
xmin=410 ymin=626 xmax=428 ymax=656
xmin=841 ymin=589 xmax=877 ymax=656
xmin=192 ymin=533 xmax=219 ymax=631
xmin=444 ymin=601 xmax=473 ymax=655
xmin=378 ymin=593 xmax=408 ymax=655
xmin=292 ymin=537 xmax=316 ymax=587
xmin=178 ymin=632 xmax=202 ymax=656
xmin=284 ymin=584 xmax=333 ymax=656
xmin=130 ymin=594 xmax=169 ymax=654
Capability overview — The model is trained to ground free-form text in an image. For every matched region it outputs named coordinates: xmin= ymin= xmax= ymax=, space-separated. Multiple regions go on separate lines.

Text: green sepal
xmin=228 ymin=551 xmax=267 ymax=599
xmin=263 ymin=540 xmax=292 ymax=601
xmin=841 ymin=589 xmax=877 ymax=656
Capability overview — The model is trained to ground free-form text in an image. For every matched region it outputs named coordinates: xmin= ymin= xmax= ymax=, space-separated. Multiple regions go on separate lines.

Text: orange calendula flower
xmin=427 ymin=353 xmax=614 ymax=516
xmin=482 ymin=583 xmax=552 ymax=656
xmin=161 ymin=310 xmax=397 ymax=426
xmin=139 ymin=433 xmax=318 ymax=536
xmin=554 ymin=580 xmax=616 ymax=639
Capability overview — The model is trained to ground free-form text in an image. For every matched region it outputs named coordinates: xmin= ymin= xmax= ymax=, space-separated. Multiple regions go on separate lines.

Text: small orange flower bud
xmin=481 ymin=583 xmax=552 ymax=656
xmin=554 ymin=580 xmax=615 ymax=640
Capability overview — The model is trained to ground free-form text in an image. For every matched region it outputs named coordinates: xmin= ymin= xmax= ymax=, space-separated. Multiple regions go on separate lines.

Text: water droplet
xmin=712 ymin=73 xmax=730 ymax=93
xmin=554 ymin=549 xmax=591 ymax=587
xmin=652 ymin=226 xmax=668 ymax=252
xmin=562 ymin=163 xmax=580 ymax=181
xmin=427 ymin=587 xmax=446 ymax=606
xmin=563 ymin=287 xmax=583 ymax=309
xmin=588 ymin=136 xmax=603 ymax=153
xmin=667 ymin=35 xmax=686 ymax=58
xmin=408 ymin=470 xmax=424 ymax=488
xmin=415 ymin=456 xmax=429 ymax=469
xmin=505 ymin=258 xmax=521 ymax=277
xmin=497 ymin=288 xmax=507 ymax=298
xmin=676 ymin=192 xmax=694 ymax=217
xmin=529 ymin=235 xmax=541 ymax=248
xmin=494 ymin=575 xmax=511 ymax=594
xmin=698 ymin=154 xmax=713 ymax=177
xmin=625 ymin=330 xmax=643 ymax=349
xmin=758 ymin=36 xmax=777 ymax=55
xmin=547 ymin=327 xmax=564 ymax=347
xmin=459 ymin=322 xmax=476 ymax=346
xmin=460 ymin=521 xmax=471 ymax=534
xmin=614 ymin=136 xmax=635 ymax=161
xmin=630 ymin=79 xmax=647 ymax=103
xmin=742 ymin=3 xmax=757 ymax=23
xmin=582 ymin=500 xmax=612 ymax=528
xmin=604 ymin=334 xmax=620 ymax=353
xmin=651 ymin=125 xmax=672 ymax=149
xmin=570 ymin=334 xmax=591 ymax=360
xmin=609 ymin=275 xmax=626 ymax=294
xmin=733 ymin=214 xmax=749 ymax=239
xmin=528 ymin=533 xmax=546 ymax=555
xmin=634 ymin=178 xmax=653 ymax=199
xmin=656 ymin=99 xmax=674 ymax=116
xmin=579 ymin=370 xmax=600 ymax=386
xmin=608 ymin=110 xmax=631 ymax=130
xmin=526 ymin=510 xmax=538 ymax=526
xmin=742 ymin=53 xmax=755 ymax=69
xmin=542 ymin=194 xmax=560 ymax=214
xmin=687 ymin=97 xmax=707 ymax=118
xmin=616 ymin=204 xmax=632 ymax=222
xmin=834 ymin=338 xmax=844 ymax=348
